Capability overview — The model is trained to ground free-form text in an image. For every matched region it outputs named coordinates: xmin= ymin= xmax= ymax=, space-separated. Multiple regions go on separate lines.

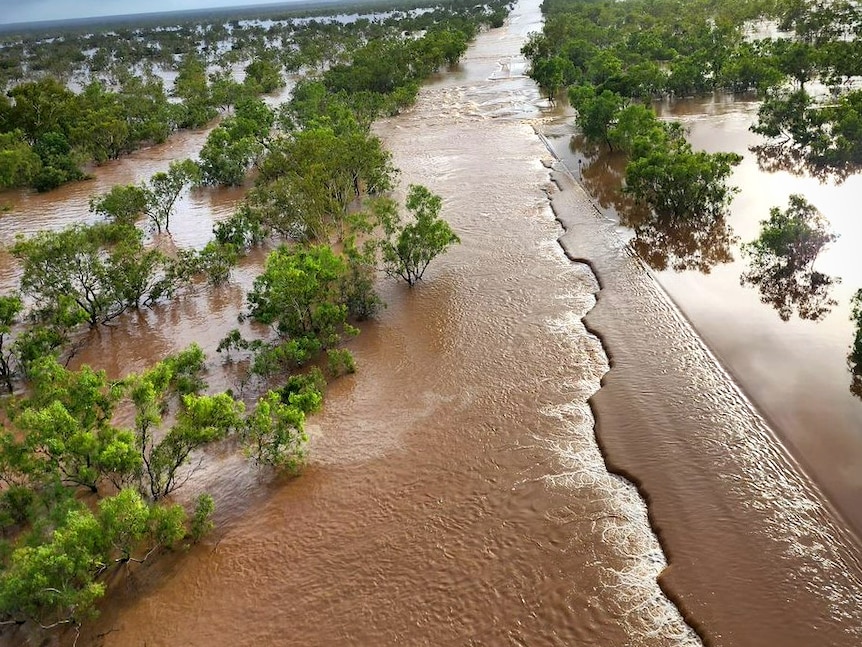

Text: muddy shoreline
xmin=544 ymin=156 xmax=862 ymax=645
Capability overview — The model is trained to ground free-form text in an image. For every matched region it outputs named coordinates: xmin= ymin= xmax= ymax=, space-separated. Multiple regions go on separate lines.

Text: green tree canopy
xmin=740 ymin=194 xmax=839 ymax=321
xmin=376 ymin=184 xmax=460 ymax=287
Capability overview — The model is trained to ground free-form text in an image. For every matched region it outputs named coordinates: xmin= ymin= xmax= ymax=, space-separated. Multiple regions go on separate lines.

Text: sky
xmin=0 ymin=1 xmax=302 ymax=25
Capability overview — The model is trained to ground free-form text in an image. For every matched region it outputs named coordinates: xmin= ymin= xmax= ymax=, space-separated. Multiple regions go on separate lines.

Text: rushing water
xmin=2 ymin=1 xmax=862 ymax=645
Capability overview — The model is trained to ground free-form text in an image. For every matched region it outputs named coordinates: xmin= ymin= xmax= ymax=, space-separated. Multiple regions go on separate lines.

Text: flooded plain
xmin=0 ymin=1 xmax=860 ymax=646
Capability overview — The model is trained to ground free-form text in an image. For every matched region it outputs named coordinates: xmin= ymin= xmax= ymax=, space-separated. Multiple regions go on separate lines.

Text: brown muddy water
xmin=1 ymin=1 xmax=861 ymax=646
xmin=543 ymin=94 xmax=862 ymax=538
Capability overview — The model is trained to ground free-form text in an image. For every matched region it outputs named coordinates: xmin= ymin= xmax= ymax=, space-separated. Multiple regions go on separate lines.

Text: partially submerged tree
xmin=376 ymin=185 xmax=460 ymax=286
xmin=0 ymin=295 xmax=24 ymax=393
xmin=624 ymin=125 xmax=742 ymax=226
xmin=247 ymin=244 xmax=357 ymax=350
xmin=89 ymin=184 xmax=148 ymax=226
xmin=12 ymin=223 xmax=169 ymax=327
xmin=848 ymin=290 xmax=862 ymax=398
xmin=243 ymin=390 xmax=308 ymax=471
xmin=143 ymin=159 xmax=200 ymax=234
xmin=740 ymin=194 xmax=839 ymax=321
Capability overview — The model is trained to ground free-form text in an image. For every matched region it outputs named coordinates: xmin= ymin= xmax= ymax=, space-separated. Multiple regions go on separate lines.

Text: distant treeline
xmin=0 ymin=0 xmax=509 ymax=193
xmin=526 ymin=0 xmax=862 ymax=176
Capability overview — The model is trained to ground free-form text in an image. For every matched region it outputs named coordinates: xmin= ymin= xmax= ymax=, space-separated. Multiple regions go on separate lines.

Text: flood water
xmin=2 ymin=1 xmax=862 ymax=646
xmin=543 ymin=94 xmax=862 ymax=538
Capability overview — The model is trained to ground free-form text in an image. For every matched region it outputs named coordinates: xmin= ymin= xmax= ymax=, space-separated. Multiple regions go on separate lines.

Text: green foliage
xmin=0 ymin=506 xmax=107 ymax=628
xmin=194 ymin=242 xmax=240 ymax=286
xmin=249 ymin=337 xmax=323 ymax=379
xmin=569 ymin=85 xmax=625 ymax=150
xmin=341 ymin=234 xmax=383 ymax=320
xmin=0 ymin=130 xmax=41 ymax=190
xmin=741 ymin=194 xmax=839 ymax=321
xmin=326 ymin=348 xmax=356 ymax=377
xmin=144 ymin=392 xmax=244 ymax=499
xmin=214 ymin=206 xmax=268 ymax=249
xmin=0 ymin=490 xmax=188 ymax=628
xmin=172 ymin=55 xmax=217 ymax=129
xmin=128 ymin=345 xmax=244 ymax=500
xmin=89 ymin=184 xmax=149 ymax=226
xmin=248 ymin=244 xmax=357 ymax=348
xmin=252 ymin=124 xmax=395 ymax=242
xmin=144 ymin=159 xmax=201 ymax=234
xmin=848 ymin=290 xmax=862 ymax=398
xmin=0 ymin=294 xmax=24 ymax=393
xmin=243 ymin=391 xmax=308 ymax=471
xmin=209 ymin=70 xmax=248 ymax=112
xmin=624 ymin=126 xmax=743 ymax=224
xmin=244 ymin=58 xmax=284 ymax=94
xmin=279 ymin=367 xmax=325 ymax=414
xmin=377 ymin=185 xmax=460 ymax=286
xmin=197 ymin=99 xmax=273 ymax=186
xmin=189 ymin=494 xmax=215 ymax=543
xmin=6 ymin=78 xmax=74 ymax=142
xmin=607 ymin=103 xmax=663 ymax=154
xmin=31 ymin=131 xmax=85 ymax=192
xmin=531 ymin=55 xmax=576 ymax=101
xmin=163 ymin=343 xmax=208 ymax=395
xmin=5 ymin=357 xmax=138 ymax=492
xmin=12 ymin=222 xmax=170 ymax=328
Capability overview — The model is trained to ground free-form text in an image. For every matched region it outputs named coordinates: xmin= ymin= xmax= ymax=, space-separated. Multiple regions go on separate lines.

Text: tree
xmin=197 ymin=100 xmax=272 ymax=186
xmin=143 ymin=159 xmax=200 ymax=233
xmin=197 ymin=126 xmax=262 ymax=186
xmin=12 ymin=223 xmax=167 ymax=327
xmin=6 ymin=78 xmax=74 ymax=143
xmin=0 ymin=507 xmax=107 ymax=630
xmin=0 ymin=491 xmax=188 ymax=631
xmin=624 ymin=126 xmax=742 ymax=226
xmin=530 ymin=55 xmax=573 ymax=102
xmin=172 ymin=54 xmax=216 ymax=128
xmin=848 ymin=289 xmax=862 ymax=398
xmin=243 ymin=391 xmax=308 ymax=471
xmin=0 ymin=295 xmax=23 ymax=393
xmin=608 ymin=103 xmax=663 ymax=153
xmin=254 ymin=125 xmax=395 ymax=241
xmin=89 ymin=184 xmax=149 ymax=226
xmin=0 ymin=130 xmax=41 ymax=190
xmin=13 ymin=225 xmax=121 ymax=328
xmin=31 ymin=131 xmax=85 ymax=192
xmin=244 ymin=58 xmax=284 ymax=94
xmin=569 ymin=85 xmax=625 ymax=150
xmin=13 ymin=357 xmax=140 ymax=492
xmin=740 ymin=195 xmax=839 ymax=321
xmin=209 ymin=69 xmax=247 ymax=112
xmin=247 ymin=244 xmax=356 ymax=347
xmin=144 ymin=393 xmax=244 ymax=500
xmin=126 ymin=345 xmax=243 ymax=500
xmin=376 ymin=185 xmax=460 ymax=286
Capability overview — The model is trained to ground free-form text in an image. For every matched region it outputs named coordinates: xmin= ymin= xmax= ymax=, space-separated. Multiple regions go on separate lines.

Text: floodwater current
xmin=1 ymin=1 xmax=861 ymax=645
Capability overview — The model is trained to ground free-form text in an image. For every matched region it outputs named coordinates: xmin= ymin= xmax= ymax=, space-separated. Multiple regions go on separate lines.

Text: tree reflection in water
xmin=750 ymin=142 xmax=856 ymax=185
xmin=573 ymin=135 xmax=737 ymax=273
xmin=848 ymin=291 xmax=862 ymax=398
xmin=739 ymin=194 xmax=839 ymax=322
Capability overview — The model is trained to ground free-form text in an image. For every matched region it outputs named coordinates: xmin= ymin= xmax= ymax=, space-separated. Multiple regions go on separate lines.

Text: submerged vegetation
xmin=0 ymin=0 xmax=501 ymax=193
xmin=524 ymin=0 xmax=862 ymax=393
xmin=741 ymin=194 xmax=839 ymax=322
xmin=0 ymin=0 xmax=508 ymax=639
